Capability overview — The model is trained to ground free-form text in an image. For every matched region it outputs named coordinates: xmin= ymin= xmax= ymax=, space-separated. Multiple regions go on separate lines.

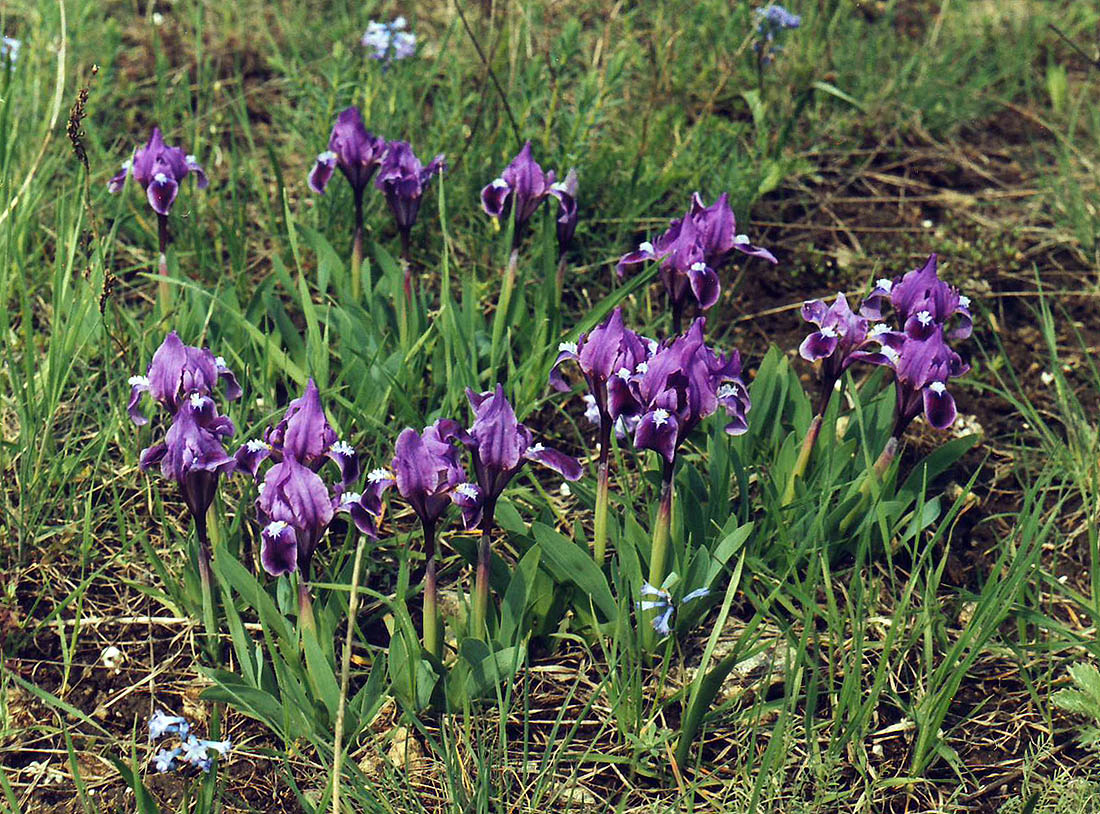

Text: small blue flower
xmin=148 ymin=710 xmax=189 ymax=742
xmin=1 ymin=37 xmax=20 ymax=65
xmin=147 ymin=712 xmax=230 ymax=774
xmin=754 ymin=5 xmax=801 ymax=63
xmin=638 ymin=582 xmax=710 ymax=638
xmin=153 ymin=747 xmax=182 ymax=773
xmin=362 ymin=18 xmax=417 ymax=64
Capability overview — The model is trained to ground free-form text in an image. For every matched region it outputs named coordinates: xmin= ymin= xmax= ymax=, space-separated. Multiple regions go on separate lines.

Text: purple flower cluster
xmin=799 ymin=254 xmax=971 ymax=436
xmin=149 ymin=710 xmax=230 ymax=774
xmin=617 ymin=192 xmax=776 ymax=326
xmin=108 ymin=128 xmax=208 ymax=216
xmin=481 ymin=141 xmax=578 ymax=253
xmin=552 ymin=311 xmax=750 ymax=464
xmin=128 ymin=332 xmax=240 ymax=527
xmin=308 ymin=106 xmax=444 ymax=242
xmin=235 ymin=379 xmax=381 ymax=579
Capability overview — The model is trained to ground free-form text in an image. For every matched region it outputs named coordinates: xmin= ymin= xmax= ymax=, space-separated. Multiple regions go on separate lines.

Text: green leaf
xmin=499 ymin=546 xmax=541 ymax=644
xmin=532 ymin=522 xmax=617 ymax=622
xmin=302 ymin=626 xmax=340 ymax=719
xmin=201 ymin=668 xmax=288 ymax=739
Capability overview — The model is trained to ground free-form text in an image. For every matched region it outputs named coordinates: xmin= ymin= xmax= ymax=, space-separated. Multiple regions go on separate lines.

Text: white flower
xmin=101 ymin=645 xmax=123 ymax=671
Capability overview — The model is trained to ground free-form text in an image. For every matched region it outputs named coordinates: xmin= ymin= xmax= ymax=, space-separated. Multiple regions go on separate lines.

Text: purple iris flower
xmin=616 ymin=318 xmax=750 ymax=463
xmin=798 ymin=293 xmax=885 ymax=411
xmin=128 ymin=332 xmax=241 ymax=425
xmin=307 ymin=107 xmax=388 ymax=198
xmin=139 ymin=393 xmax=236 ymax=523
xmin=861 ymin=254 xmax=972 ymax=341
xmin=869 ymin=323 xmax=969 ymax=436
xmin=390 ymin=420 xmax=467 ymax=528
xmin=617 ymin=193 xmax=776 ymax=325
xmin=452 ymin=385 xmax=583 ymax=530
xmin=235 ymin=378 xmax=358 ymax=489
xmin=481 ymin=142 xmax=572 ymax=244
xmin=255 ymin=456 xmax=336 ymax=577
xmin=553 ymin=168 xmax=579 ymax=256
xmin=239 ymin=380 xmax=378 ymax=578
xmin=374 ymin=140 xmax=445 ymax=241
xmin=107 ymin=127 xmax=208 ymax=216
xmin=550 ymin=307 xmax=651 ymax=437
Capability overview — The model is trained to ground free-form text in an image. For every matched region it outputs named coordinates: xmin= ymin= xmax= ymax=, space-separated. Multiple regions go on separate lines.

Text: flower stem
xmin=671 ymin=298 xmax=683 ymax=337
xmin=592 ymin=415 xmax=613 ymax=565
xmin=350 ymin=189 xmax=364 ymax=302
xmin=781 ymin=414 xmax=823 ymax=506
xmin=554 ymin=254 xmax=567 ymax=311
xmin=489 ymin=249 xmax=519 ymax=381
xmin=593 ymin=460 xmax=611 ymax=566
xmin=156 ymin=213 xmax=171 ymax=314
xmin=422 ymin=520 xmax=441 ymax=660
xmin=193 ymin=511 xmax=219 ymax=664
xmin=332 ymin=526 xmax=369 ymax=814
xmin=298 ymin=577 xmax=316 ymax=636
xmin=839 ymin=436 xmax=899 ymax=533
xmin=644 ymin=461 xmax=675 ymax=648
xmin=471 ymin=504 xmax=496 ymax=640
